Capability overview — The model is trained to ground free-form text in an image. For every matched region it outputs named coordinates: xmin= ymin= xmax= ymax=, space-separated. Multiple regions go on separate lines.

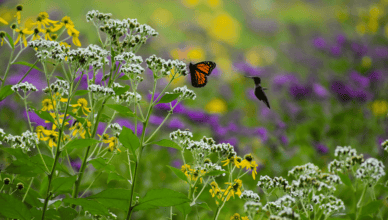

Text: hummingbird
xmin=245 ymin=76 xmax=270 ymax=109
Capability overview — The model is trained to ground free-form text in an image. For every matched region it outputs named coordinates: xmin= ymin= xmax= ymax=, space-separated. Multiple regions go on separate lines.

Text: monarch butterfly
xmin=189 ymin=61 xmax=216 ymax=88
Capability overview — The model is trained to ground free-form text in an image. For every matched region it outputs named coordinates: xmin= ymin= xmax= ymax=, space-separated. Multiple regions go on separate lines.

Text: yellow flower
xmin=53 ymin=92 xmax=68 ymax=103
xmin=99 ymin=134 xmax=120 ymax=152
xmin=41 ymin=99 xmax=54 ymax=111
xmin=222 ymin=155 xmax=241 ymax=167
xmin=209 ymin=181 xmax=221 ymax=197
xmin=181 ymin=164 xmax=191 ymax=173
xmin=209 ymin=12 xmax=240 ymax=45
xmin=33 ymin=12 xmax=57 ymax=31
xmin=250 ymin=161 xmax=258 ymax=180
xmin=230 ymin=213 xmax=241 ymax=220
xmin=41 ymin=129 xmax=59 ymax=148
xmin=356 ymin=23 xmax=366 ymax=36
xmin=14 ymin=27 xmax=34 ymax=47
xmin=182 ymin=0 xmax=200 ymax=8
xmin=32 ymin=28 xmax=41 ymax=41
xmin=239 ymin=154 xmax=253 ymax=169
xmin=69 ymin=28 xmax=81 ymax=47
xmin=361 ymin=56 xmax=372 ymax=68
xmin=0 ymin=17 xmax=8 ymax=25
xmin=72 ymin=98 xmax=90 ymax=116
xmin=0 ymin=31 xmax=5 ymax=46
xmin=223 ymin=179 xmax=243 ymax=201
xmin=187 ymin=47 xmax=205 ymax=61
xmin=371 ymin=100 xmax=388 ymax=116
xmin=51 ymin=16 xmax=75 ymax=32
xmin=35 ymin=126 xmax=46 ymax=140
xmin=367 ymin=18 xmax=379 ymax=34
xmin=69 ymin=122 xmax=86 ymax=138
xmin=241 ymin=217 xmax=249 ymax=220
xmin=46 ymin=113 xmax=69 ymax=130
xmin=205 ymin=98 xmax=227 ymax=114
xmin=42 ymin=27 xmax=55 ymax=41
xmin=15 ymin=5 xmax=23 ymax=24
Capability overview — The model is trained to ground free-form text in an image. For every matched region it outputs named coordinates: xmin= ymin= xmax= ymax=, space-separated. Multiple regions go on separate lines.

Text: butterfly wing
xmin=255 ymin=87 xmax=271 ymax=109
xmin=189 ymin=61 xmax=216 ymax=87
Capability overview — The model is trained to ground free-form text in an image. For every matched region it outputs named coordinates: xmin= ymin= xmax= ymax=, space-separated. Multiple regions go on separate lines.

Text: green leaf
xmin=63 ymin=198 xmax=110 ymax=215
xmin=5 ymin=32 xmax=14 ymax=49
xmin=23 ymin=188 xmax=42 ymax=208
xmin=338 ymin=173 xmax=352 ymax=188
xmin=52 ymin=176 xmax=77 ymax=194
xmin=0 ymin=194 xmax=32 ymax=220
xmin=12 ymin=61 xmax=43 ymax=72
xmin=360 ymin=200 xmax=382 ymax=217
xmin=58 ymin=207 xmax=78 ymax=220
xmin=55 ymin=76 xmax=65 ymax=80
xmin=106 ymin=104 xmax=134 ymax=117
xmin=167 ymin=165 xmax=187 ymax=182
xmin=107 ymin=172 xmax=126 ymax=184
xmin=133 ymin=188 xmax=190 ymax=211
xmin=149 ymin=139 xmax=181 ymax=150
xmin=67 ymin=112 xmax=86 ymax=125
xmin=89 ymin=158 xmax=115 ymax=171
xmin=1 ymin=147 xmax=29 ymax=162
xmin=204 ymin=170 xmax=226 ymax=177
xmin=74 ymin=90 xmax=89 ymax=96
xmin=119 ymin=126 xmax=140 ymax=159
xmin=157 ymin=93 xmax=180 ymax=104
xmin=33 ymin=108 xmax=55 ymax=124
xmin=62 ymin=138 xmax=100 ymax=151
xmin=88 ymin=188 xmax=131 ymax=211
xmin=0 ymin=85 xmax=14 ymax=102
xmin=175 ymin=202 xmax=191 ymax=217
xmin=118 ymin=75 xmax=130 ymax=80
xmin=196 ymin=201 xmax=211 ymax=211
xmin=113 ymin=85 xmax=130 ymax=96
xmin=99 ymin=113 xmax=111 ymax=122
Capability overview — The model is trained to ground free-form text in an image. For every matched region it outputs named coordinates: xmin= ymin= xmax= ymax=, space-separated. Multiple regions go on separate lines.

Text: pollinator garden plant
xmin=0 ymin=5 xmax=387 ymax=220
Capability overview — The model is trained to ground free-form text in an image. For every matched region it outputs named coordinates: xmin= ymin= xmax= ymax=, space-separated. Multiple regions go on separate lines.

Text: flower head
xmin=72 ymin=98 xmax=91 ymax=116
xmin=14 ymin=27 xmax=34 ymax=47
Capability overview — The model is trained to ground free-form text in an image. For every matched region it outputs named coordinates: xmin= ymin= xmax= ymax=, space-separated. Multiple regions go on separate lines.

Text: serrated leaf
xmin=88 ymin=188 xmax=131 ymax=211
xmin=51 ymin=176 xmax=77 ymax=194
xmin=204 ymin=170 xmax=226 ymax=177
xmin=63 ymin=198 xmax=110 ymax=215
xmin=5 ymin=32 xmax=14 ymax=49
xmin=175 ymin=202 xmax=191 ymax=217
xmin=113 ymin=85 xmax=130 ymax=96
xmin=167 ymin=165 xmax=187 ymax=182
xmin=106 ymin=104 xmax=134 ymax=117
xmin=58 ymin=207 xmax=78 ymax=220
xmin=360 ymin=200 xmax=382 ymax=217
xmin=89 ymin=158 xmax=115 ymax=171
xmin=119 ymin=126 xmax=140 ymax=160
xmin=107 ymin=172 xmax=126 ymax=184
xmin=62 ymin=138 xmax=100 ymax=151
xmin=149 ymin=139 xmax=181 ymax=150
xmin=74 ymin=90 xmax=89 ymax=96
xmin=0 ymin=85 xmax=14 ymax=102
xmin=12 ymin=61 xmax=43 ymax=72
xmin=337 ymin=173 xmax=352 ymax=187
xmin=133 ymin=188 xmax=190 ymax=211
xmin=0 ymin=194 xmax=32 ymax=220
xmin=157 ymin=93 xmax=180 ymax=104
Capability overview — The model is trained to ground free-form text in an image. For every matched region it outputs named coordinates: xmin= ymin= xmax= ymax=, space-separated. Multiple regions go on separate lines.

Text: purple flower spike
xmin=349 ymin=71 xmax=370 ymax=89
xmin=115 ymin=118 xmax=145 ymax=135
xmin=25 ymin=110 xmax=46 ymax=127
xmin=280 ymin=135 xmax=288 ymax=146
xmin=96 ymin=123 xmax=106 ymax=136
xmin=330 ymin=81 xmax=353 ymax=102
xmin=220 ymin=137 xmax=238 ymax=147
xmin=272 ymin=74 xmax=299 ymax=90
xmin=233 ymin=62 xmax=263 ymax=76
xmin=289 ymin=84 xmax=312 ymax=99
xmin=316 ymin=143 xmax=329 ymax=154
xmin=172 ymin=160 xmax=182 ymax=168
xmin=313 ymin=83 xmax=328 ymax=98
xmin=149 ymin=115 xmax=164 ymax=125
xmin=256 ymin=127 xmax=268 ymax=142
xmin=186 ymin=109 xmax=209 ymax=123
xmin=168 ymin=117 xmax=185 ymax=129
xmin=70 ymin=159 xmax=82 ymax=172
xmin=330 ymin=45 xmax=342 ymax=57
xmin=336 ymin=34 xmax=346 ymax=45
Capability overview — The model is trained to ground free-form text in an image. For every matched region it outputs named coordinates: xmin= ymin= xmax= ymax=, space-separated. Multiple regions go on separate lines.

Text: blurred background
xmin=1 ymin=0 xmax=388 ymax=219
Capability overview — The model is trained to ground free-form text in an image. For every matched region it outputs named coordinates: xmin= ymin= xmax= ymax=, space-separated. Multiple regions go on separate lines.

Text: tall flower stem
xmin=356 ymin=184 xmax=368 ymax=220
xmin=1 ymin=49 xmax=14 ymax=87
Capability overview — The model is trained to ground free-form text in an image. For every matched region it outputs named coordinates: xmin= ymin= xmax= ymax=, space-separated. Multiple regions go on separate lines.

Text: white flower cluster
xmin=202 ymin=162 xmax=225 ymax=173
xmin=86 ymin=10 xmax=112 ymax=23
xmin=67 ymin=44 xmax=110 ymax=69
xmin=29 ymin=39 xmax=68 ymax=62
xmin=244 ymin=201 xmax=262 ymax=214
xmin=355 ymin=158 xmax=386 ymax=185
xmin=0 ymin=128 xmax=5 ymax=144
xmin=100 ymin=18 xmax=131 ymax=37
xmin=115 ymin=91 xmax=141 ymax=104
xmin=240 ymin=190 xmax=260 ymax=202
xmin=43 ymin=79 xmax=70 ymax=96
xmin=257 ymin=175 xmax=275 ymax=191
xmin=166 ymin=86 xmax=196 ymax=101
xmin=3 ymin=130 xmax=39 ymax=152
xmin=288 ymin=163 xmax=321 ymax=178
xmin=115 ymin=52 xmax=143 ymax=64
xmin=146 ymin=55 xmax=188 ymax=77
xmin=121 ymin=63 xmax=145 ymax=76
xmin=11 ymin=82 xmax=38 ymax=93
xmin=109 ymin=123 xmax=122 ymax=132
xmin=328 ymin=146 xmax=364 ymax=172
xmin=334 ymin=146 xmax=357 ymax=158
xmin=319 ymin=173 xmax=342 ymax=185
xmin=381 ymin=139 xmax=388 ymax=153
xmin=88 ymin=84 xmax=115 ymax=97
xmin=169 ymin=129 xmax=193 ymax=146
xmin=312 ymin=194 xmax=345 ymax=215
xmin=136 ymin=24 xmax=158 ymax=37
xmin=278 ymin=207 xmax=300 ymax=220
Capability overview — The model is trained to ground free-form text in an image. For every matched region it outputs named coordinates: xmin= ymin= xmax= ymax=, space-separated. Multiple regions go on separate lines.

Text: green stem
xmin=213 ymin=191 xmax=230 ymax=220
xmin=356 ymin=185 xmax=368 ymax=220
xmin=2 ymin=48 xmax=15 ymax=87
xmin=17 ymin=60 xmax=39 ymax=84
xmin=22 ymin=177 xmax=34 ymax=202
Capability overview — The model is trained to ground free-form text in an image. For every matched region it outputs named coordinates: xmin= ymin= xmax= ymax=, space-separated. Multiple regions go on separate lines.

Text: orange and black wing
xmin=189 ymin=61 xmax=216 ymax=88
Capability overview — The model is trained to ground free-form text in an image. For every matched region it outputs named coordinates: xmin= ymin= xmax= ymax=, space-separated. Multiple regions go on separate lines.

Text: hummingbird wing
xmin=255 ymin=87 xmax=270 ymax=109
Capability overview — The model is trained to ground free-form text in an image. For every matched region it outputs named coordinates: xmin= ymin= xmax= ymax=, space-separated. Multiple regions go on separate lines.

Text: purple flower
xmin=256 ymin=127 xmax=268 ymax=142
xmin=149 ymin=115 xmax=164 ymax=125
xmin=316 ymin=143 xmax=329 ymax=154
xmin=115 ymin=118 xmax=145 ymax=135
xmin=349 ymin=71 xmax=370 ymax=89
xmin=70 ymin=159 xmax=82 ymax=172
xmin=214 ymin=125 xmax=228 ymax=136
xmin=233 ymin=62 xmax=263 ymax=76
xmin=74 ymin=73 xmax=89 ymax=90
xmin=168 ymin=117 xmax=185 ymax=129
xmin=276 ymin=121 xmax=286 ymax=129
xmin=336 ymin=34 xmax=346 ymax=45
xmin=96 ymin=123 xmax=106 ymax=136
xmin=227 ymin=122 xmax=239 ymax=133
xmin=368 ymin=71 xmax=384 ymax=82
xmin=330 ymin=45 xmax=342 ymax=56
xmin=173 ymin=102 xmax=186 ymax=114
xmin=313 ymin=83 xmax=328 ymax=98
xmin=354 ymin=90 xmax=373 ymax=102
xmin=207 ymin=115 xmax=220 ymax=127
xmin=351 ymin=43 xmax=368 ymax=57
xmin=171 ymin=160 xmax=182 ymax=168
xmin=220 ymin=137 xmax=238 ymax=147
xmin=280 ymin=135 xmax=288 ymax=146
xmin=272 ymin=74 xmax=299 ymax=90
xmin=330 ymin=81 xmax=353 ymax=102
xmin=247 ymin=89 xmax=256 ymax=100
xmin=289 ymin=84 xmax=311 ymax=99
xmin=185 ymin=109 xmax=208 ymax=123
xmin=313 ymin=37 xmax=326 ymax=49
xmin=374 ymin=46 xmax=388 ymax=58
